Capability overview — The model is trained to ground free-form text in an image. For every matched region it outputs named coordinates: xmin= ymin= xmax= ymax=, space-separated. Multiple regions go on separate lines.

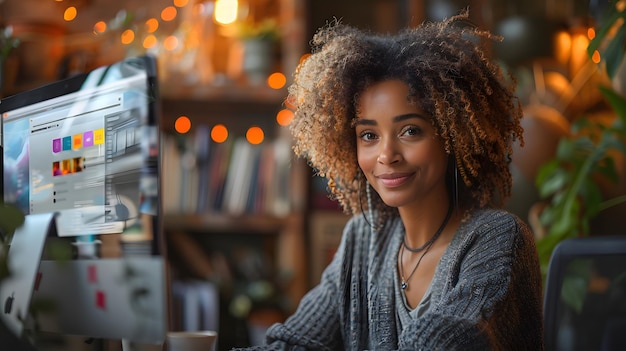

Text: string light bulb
xmin=246 ymin=126 xmax=264 ymax=145
xmin=64 ymin=6 xmax=77 ymax=21
xmin=175 ymin=116 xmax=192 ymax=134
xmin=215 ymin=0 xmax=238 ymax=24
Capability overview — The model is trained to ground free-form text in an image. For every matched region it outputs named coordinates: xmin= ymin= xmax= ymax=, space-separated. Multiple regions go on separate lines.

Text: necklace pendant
xmin=401 ymin=281 xmax=408 ymax=290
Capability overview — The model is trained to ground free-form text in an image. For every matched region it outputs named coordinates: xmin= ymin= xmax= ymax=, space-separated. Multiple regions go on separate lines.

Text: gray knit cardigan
xmin=236 ymin=208 xmax=544 ymax=350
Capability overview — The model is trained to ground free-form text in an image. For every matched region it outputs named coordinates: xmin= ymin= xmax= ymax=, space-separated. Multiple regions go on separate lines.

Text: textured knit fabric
xmin=234 ymin=208 xmax=544 ymax=350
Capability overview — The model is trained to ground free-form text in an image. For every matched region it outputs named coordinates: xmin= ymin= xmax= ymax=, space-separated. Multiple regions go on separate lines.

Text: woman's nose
xmin=377 ymin=140 xmax=401 ymax=164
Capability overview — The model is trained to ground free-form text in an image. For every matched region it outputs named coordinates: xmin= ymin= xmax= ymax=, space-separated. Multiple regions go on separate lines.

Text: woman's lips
xmin=376 ymin=173 xmax=413 ymax=187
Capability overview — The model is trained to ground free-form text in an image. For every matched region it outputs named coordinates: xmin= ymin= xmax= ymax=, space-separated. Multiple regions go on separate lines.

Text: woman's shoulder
xmin=340 ymin=212 xmax=403 ymax=246
xmin=465 ymin=207 xmax=525 ymax=229
xmin=447 ymin=208 xmax=536 ymax=270
xmin=460 ymin=207 xmax=531 ymax=243
xmin=333 ymin=213 xmax=368 ymax=247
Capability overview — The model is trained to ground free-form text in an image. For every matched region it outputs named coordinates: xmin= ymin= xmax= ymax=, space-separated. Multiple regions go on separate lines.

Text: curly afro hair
xmin=287 ymin=11 xmax=524 ymax=221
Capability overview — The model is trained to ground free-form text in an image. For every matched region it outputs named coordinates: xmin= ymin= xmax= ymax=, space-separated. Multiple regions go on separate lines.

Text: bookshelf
xmin=157 ymin=2 xmax=309 ymax=347
xmin=161 ymin=60 xmax=309 ymax=349
xmin=160 ymin=89 xmax=310 ymax=348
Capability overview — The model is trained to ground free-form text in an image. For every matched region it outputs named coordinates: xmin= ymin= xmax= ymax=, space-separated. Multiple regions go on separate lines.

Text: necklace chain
xmin=402 ymin=205 xmax=453 ymax=253
xmin=399 ymin=240 xmax=433 ymax=290
xmin=399 ymin=204 xmax=452 ymax=290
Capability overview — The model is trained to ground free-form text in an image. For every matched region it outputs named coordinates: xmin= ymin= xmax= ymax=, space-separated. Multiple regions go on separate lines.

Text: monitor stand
xmin=0 ymin=212 xmax=57 ymax=338
xmin=1 ymin=212 xmax=167 ymax=348
xmin=32 ymin=256 xmax=167 ymax=345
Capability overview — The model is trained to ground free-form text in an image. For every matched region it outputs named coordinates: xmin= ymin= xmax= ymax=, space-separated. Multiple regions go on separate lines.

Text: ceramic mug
xmin=166 ymin=331 xmax=218 ymax=351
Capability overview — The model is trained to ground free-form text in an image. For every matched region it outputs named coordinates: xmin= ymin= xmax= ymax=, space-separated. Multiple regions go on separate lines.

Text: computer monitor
xmin=2 ymin=55 xmax=160 ymax=240
xmin=0 ymin=55 xmax=169 ymax=346
xmin=543 ymin=236 xmax=626 ymax=351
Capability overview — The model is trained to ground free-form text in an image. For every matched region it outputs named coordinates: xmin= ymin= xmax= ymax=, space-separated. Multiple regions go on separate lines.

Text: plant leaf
xmin=536 ymin=159 xmax=561 ymax=186
xmin=587 ymin=7 xmax=625 ymax=56
xmin=537 ymin=167 xmax=570 ymax=198
xmin=0 ymin=203 xmax=25 ymax=241
xmin=603 ymin=17 xmax=626 ymax=78
xmin=554 ymin=138 xmax=577 ymax=160
xmin=599 ymin=86 xmax=626 ymax=124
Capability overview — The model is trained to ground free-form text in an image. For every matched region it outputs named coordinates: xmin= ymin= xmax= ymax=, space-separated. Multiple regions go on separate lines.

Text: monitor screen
xmin=0 ymin=55 xmax=168 ymax=345
xmin=1 ymin=55 xmax=160 ymax=239
xmin=544 ymin=237 xmax=626 ymax=351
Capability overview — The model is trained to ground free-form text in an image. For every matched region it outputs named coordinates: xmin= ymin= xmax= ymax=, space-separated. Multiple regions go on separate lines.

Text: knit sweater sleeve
xmin=231 ymin=217 xmax=359 ymax=351
xmin=398 ymin=210 xmax=543 ymax=351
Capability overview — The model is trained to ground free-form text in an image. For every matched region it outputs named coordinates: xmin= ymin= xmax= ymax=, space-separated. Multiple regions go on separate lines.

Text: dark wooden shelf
xmin=163 ymin=213 xmax=295 ymax=234
xmin=159 ymin=82 xmax=289 ymax=135
xmin=160 ymin=81 xmax=287 ymax=104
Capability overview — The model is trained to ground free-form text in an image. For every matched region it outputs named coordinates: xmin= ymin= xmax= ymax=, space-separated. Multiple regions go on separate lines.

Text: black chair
xmin=543 ymin=236 xmax=626 ymax=351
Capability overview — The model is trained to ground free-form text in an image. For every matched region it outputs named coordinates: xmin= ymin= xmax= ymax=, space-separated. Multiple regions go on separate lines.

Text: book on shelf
xmin=194 ymin=125 xmax=212 ymax=213
xmin=161 ymin=132 xmax=293 ymax=217
xmin=162 ymin=135 xmax=184 ymax=214
xmin=207 ymin=138 xmax=234 ymax=212
xmin=222 ymin=138 xmax=261 ymax=215
xmin=309 ymin=211 xmax=350 ymax=285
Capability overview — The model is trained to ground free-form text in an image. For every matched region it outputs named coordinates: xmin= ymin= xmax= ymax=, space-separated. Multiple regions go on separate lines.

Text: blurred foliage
xmin=0 ymin=202 xmax=25 ymax=282
xmin=536 ymin=3 xmax=626 ymax=275
xmin=0 ymin=25 xmax=19 ymax=62
xmin=235 ymin=18 xmax=281 ymax=42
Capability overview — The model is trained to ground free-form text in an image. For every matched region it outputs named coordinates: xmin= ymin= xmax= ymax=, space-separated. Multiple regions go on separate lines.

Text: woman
xmin=238 ymin=12 xmax=544 ymax=350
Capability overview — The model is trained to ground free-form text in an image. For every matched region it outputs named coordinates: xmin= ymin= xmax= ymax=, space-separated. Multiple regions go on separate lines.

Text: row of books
xmin=161 ymin=127 xmax=293 ymax=217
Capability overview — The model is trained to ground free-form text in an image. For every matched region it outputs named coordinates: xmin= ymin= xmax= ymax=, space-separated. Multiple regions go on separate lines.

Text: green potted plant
xmin=535 ymin=3 xmax=626 ymax=274
xmin=0 ymin=25 xmax=19 ymax=95
xmin=235 ymin=18 xmax=281 ymax=85
xmin=236 ymin=18 xmax=281 ymax=43
xmin=0 ymin=202 xmax=38 ymax=350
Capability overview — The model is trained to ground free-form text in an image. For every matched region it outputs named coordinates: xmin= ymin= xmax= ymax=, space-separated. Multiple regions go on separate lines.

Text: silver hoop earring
xmin=366 ymin=181 xmax=376 ymax=234
xmin=454 ymin=162 xmax=459 ymax=217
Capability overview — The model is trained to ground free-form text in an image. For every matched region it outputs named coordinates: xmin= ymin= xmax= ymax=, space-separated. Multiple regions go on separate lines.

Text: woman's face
xmin=355 ymin=79 xmax=448 ymax=209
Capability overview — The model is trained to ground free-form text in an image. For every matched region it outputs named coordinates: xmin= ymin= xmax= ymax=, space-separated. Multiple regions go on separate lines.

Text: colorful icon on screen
xmin=73 ymin=133 xmax=83 ymax=150
xmin=52 ymin=138 xmax=62 ymax=153
xmin=84 ymin=131 xmax=94 ymax=147
xmin=62 ymin=136 xmax=72 ymax=151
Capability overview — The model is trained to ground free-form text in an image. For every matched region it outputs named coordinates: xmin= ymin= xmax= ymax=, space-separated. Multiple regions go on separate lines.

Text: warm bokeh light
xmin=215 ymin=0 xmax=238 ymax=24
xmin=64 ymin=6 xmax=77 ymax=21
xmin=267 ymin=72 xmax=287 ymax=89
xmin=93 ymin=21 xmax=107 ymax=34
xmin=164 ymin=35 xmax=179 ymax=51
xmin=553 ymin=31 xmax=572 ymax=65
xmin=571 ymin=33 xmax=590 ymax=54
xmin=284 ymin=95 xmax=296 ymax=110
xmin=570 ymin=32 xmax=590 ymax=74
xmin=174 ymin=0 xmax=190 ymax=7
xmin=592 ymin=50 xmax=601 ymax=64
xmin=161 ymin=6 xmax=177 ymax=22
xmin=276 ymin=109 xmax=294 ymax=126
xmin=175 ymin=116 xmax=192 ymax=134
xmin=299 ymin=53 xmax=311 ymax=64
xmin=121 ymin=29 xmax=135 ymax=44
xmin=246 ymin=126 xmax=264 ymax=145
xmin=143 ymin=34 xmax=158 ymax=49
xmin=211 ymin=124 xmax=229 ymax=143
xmin=145 ymin=18 xmax=159 ymax=33
xmin=587 ymin=27 xmax=596 ymax=40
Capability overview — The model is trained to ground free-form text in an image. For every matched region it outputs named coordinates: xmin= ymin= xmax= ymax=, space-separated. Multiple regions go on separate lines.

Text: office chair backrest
xmin=543 ymin=236 xmax=626 ymax=351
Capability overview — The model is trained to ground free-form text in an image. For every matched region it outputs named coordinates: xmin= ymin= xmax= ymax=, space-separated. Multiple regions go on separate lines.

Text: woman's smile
xmin=375 ymin=172 xmax=415 ymax=187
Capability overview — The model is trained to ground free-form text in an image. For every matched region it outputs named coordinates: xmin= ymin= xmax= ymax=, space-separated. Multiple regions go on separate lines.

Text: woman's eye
xmin=402 ymin=126 xmax=422 ymax=136
xmin=359 ymin=131 xmax=377 ymax=141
